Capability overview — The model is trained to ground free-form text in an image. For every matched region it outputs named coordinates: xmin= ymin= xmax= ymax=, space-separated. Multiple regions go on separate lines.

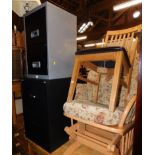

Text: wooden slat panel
xmin=84 ymin=131 xmax=112 ymax=145
xmin=118 ymin=34 xmax=122 ymax=46
xmin=121 ymin=136 xmax=125 ymax=155
xmin=85 ymin=125 xmax=114 ymax=140
xmin=76 ymin=132 xmax=108 ymax=148
xmin=109 ymin=35 xmax=114 ymax=45
xmin=78 ymin=75 xmax=99 ymax=85
xmin=94 ymin=73 xmax=101 ymax=103
xmin=97 ymin=68 xmax=114 ymax=74
xmin=124 ymin=133 xmax=129 ymax=154
xmin=124 ymin=33 xmax=130 ymax=52
xmin=128 ymin=32 xmax=134 ymax=57
xmin=121 ymin=33 xmax=127 ymax=47
xmin=81 ymin=61 xmax=97 ymax=72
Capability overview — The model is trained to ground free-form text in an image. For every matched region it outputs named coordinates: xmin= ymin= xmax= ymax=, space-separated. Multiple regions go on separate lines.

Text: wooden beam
xmin=112 ymin=9 xmax=128 ymax=24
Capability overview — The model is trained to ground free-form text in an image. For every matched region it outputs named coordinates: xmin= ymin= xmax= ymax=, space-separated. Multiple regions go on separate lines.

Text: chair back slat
xmin=124 ymin=33 xmax=131 ymax=52
xmin=104 ymin=25 xmax=141 ymax=64
xmin=117 ymin=34 xmax=122 ymax=46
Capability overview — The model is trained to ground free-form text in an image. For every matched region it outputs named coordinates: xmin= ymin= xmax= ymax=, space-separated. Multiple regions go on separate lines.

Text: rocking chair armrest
xmin=118 ymin=95 xmax=137 ymax=127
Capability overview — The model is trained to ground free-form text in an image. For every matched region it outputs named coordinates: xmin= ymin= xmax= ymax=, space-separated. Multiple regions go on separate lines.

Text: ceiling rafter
xmin=112 ymin=9 xmax=128 ymax=24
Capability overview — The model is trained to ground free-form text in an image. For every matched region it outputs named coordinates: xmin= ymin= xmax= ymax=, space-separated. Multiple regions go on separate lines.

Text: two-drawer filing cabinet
xmin=22 ymin=78 xmax=70 ymax=152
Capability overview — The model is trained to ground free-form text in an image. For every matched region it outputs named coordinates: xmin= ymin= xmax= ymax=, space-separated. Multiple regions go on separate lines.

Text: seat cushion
xmin=63 ymin=99 xmax=124 ymax=126
xmin=74 ymin=84 xmax=88 ymax=100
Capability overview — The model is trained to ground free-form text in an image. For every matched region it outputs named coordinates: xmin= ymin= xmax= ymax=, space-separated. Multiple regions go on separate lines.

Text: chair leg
xmin=65 ymin=126 xmax=77 ymax=141
xmin=109 ymin=52 xmax=123 ymax=112
xmin=63 ymin=140 xmax=81 ymax=155
xmin=67 ymin=58 xmax=81 ymax=102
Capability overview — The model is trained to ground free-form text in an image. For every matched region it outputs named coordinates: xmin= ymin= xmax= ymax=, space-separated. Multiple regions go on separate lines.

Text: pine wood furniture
xmin=63 ymin=25 xmax=141 ymax=155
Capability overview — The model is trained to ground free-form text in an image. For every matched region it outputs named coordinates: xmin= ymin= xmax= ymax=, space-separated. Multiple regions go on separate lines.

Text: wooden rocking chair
xmin=63 ymin=25 xmax=141 ymax=155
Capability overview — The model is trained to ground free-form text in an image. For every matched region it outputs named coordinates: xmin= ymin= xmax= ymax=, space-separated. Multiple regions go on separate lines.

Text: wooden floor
xmin=13 ymin=114 xmax=132 ymax=155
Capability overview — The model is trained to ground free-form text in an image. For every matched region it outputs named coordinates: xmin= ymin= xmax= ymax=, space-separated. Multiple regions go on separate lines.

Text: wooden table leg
xmin=109 ymin=52 xmax=123 ymax=112
xmin=67 ymin=58 xmax=81 ymax=102
xmin=12 ymin=92 xmax=16 ymax=124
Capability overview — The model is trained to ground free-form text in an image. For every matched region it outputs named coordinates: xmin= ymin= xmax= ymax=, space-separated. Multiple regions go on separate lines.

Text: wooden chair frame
xmin=64 ymin=25 xmax=141 ymax=155
xmin=67 ymin=25 xmax=141 ymax=112
xmin=67 ymin=51 xmax=130 ymax=112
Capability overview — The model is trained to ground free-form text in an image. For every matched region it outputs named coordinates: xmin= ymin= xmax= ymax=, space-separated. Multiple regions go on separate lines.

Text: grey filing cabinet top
xmin=24 ymin=2 xmax=77 ymax=80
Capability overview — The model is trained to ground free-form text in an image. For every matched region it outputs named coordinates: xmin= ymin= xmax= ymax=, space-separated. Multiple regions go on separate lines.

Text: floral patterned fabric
xmin=87 ymin=70 xmax=99 ymax=102
xmin=63 ymin=99 xmax=123 ymax=125
xmin=63 ymin=52 xmax=139 ymax=125
xmin=74 ymin=84 xmax=88 ymax=100
xmin=97 ymin=72 xmax=113 ymax=105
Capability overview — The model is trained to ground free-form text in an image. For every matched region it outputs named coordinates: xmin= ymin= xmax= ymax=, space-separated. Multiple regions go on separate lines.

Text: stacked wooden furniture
xmin=63 ymin=25 xmax=141 ymax=155
xmin=12 ymin=29 xmax=25 ymax=124
xmin=12 ymin=30 xmax=27 ymax=155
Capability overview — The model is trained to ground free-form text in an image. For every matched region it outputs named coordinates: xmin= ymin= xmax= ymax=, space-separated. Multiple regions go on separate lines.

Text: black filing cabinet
xmin=22 ymin=2 xmax=76 ymax=152
xmin=22 ymin=78 xmax=70 ymax=152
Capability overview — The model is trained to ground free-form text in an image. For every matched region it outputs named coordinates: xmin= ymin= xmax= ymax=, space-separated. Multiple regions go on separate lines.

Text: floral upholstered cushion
xmin=86 ymin=69 xmax=113 ymax=105
xmin=87 ymin=70 xmax=99 ymax=102
xmin=74 ymin=84 xmax=88 ymax=100
xmin=63 ymin=99 xmax=123 ymax=125
xmin=97 ymin=72 xmax=113 ymax=105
